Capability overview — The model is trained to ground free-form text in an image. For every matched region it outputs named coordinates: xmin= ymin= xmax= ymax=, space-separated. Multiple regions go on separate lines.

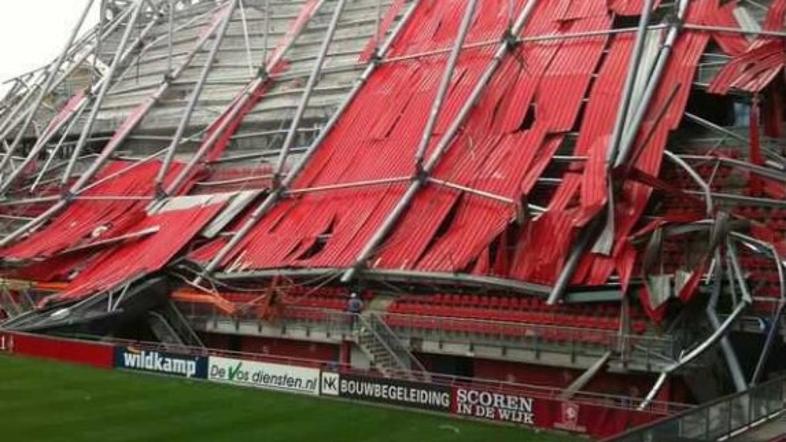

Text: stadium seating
xmin=384 ymin=294 xmax=649 ymax=344
xmin=191 ymin=288 xmax=651 ymax=345
xmin=215 ymin=287 xmax=371 ymax=322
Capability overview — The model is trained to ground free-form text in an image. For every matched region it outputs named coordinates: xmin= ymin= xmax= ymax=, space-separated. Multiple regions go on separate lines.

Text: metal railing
xmin=383 ymin=311 xmax=677 ymax=363
xmin=609 ymin=375 xmax=786 ymax=441
xmin=356 ymin=314 xmax=413 ymax=375
xmin=43 ymin=331 xmax=691 ymax=416
xmin=0 ymin=288 xmax=21 ymax=318
xmin=361 ymin=312 xmax=428 ymax=374
xmin=188 ymin=304 xmax=357 ymax=338
xmin=179 ymin=302 xmax=678 ymax=371
xmin=161 ymin=301 xmax=205 ymax=347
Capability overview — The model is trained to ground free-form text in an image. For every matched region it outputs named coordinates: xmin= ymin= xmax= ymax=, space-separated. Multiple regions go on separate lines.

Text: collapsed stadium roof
xmin=0 ymin=0 xmax=785 ymax=416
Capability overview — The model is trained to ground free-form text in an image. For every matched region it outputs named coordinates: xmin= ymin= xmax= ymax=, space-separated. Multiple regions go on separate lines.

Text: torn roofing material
xmin=0 ymin=0 xmax=785 ymax=324
xmin=52 ymin=200 xmax=227 ymax=302
xmin=197 ymin=0 xmax=716 ymax=293
xmin=1 ymin=161 xmax=186 ymax=262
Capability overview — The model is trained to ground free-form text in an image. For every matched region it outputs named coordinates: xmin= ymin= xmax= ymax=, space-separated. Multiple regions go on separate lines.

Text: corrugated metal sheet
xmin=709 ymin=40 xmax=785 ymax=94
xmin=358 ymin=0 xmax=409 ymax=63
xmin=509 ymin=31 xmax=635 ymax=284
xmin=708 ymin=0 xmax=786 ymax=93
xmin=1 ymin=161 xmax=186 ymax=262
xmin=54 ymin=201 xmax=226 ymax=301
xmin=713 ymin=2 xmax=752 ymax=55
xmin=180 ymin=0 xmax=779 ymax=298
xmin=608 ymin=0 xmax=662 ymax=16
xmin=583 ymin=6 xmax=712 ymax=287
xmin=215 ymin=0 xmax=528 ymax=271
xmin=369 ymin=4 xmax=610 ymax=272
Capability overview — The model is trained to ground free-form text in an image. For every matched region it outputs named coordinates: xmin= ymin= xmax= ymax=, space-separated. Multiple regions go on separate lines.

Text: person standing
xmin=347 ymin=292 xmax=364 ymax=330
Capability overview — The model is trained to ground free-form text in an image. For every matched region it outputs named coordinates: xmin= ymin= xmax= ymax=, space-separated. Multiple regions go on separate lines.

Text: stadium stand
xmin=1 ymin=0 xmax=786 ymax=439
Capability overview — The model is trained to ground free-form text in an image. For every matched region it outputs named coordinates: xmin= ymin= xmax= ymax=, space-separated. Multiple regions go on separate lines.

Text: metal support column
xmin=167 ymin=0 xmax=175 ymax=73
xmin=615 ymin=0 xmax=689 ymax=167
xmin=239 ymin=0 xmax=255 ymax=78
xmin=752 ymin=300 xmax=786 ymax=385
xmin=60 ymin=0 xmax=149 ymax=186
xmin=195 ymin=0 xmax=422 ymax=283
xmin=164 ymin=0 xmax=329 ymax=196
xmin=92 ymin=0 xmax=108 ymax=85
xmin=606 ymin=0 xmax=656 ymax=165
xmin=0 ymin=0 xmax=98 ymax=174
xmin=708 ymin=251 xmax=748 ymax=393
xmin=273 ymin=0 xmax=351 ymax=182
xmin=155 ymin=0 xmax=241 ymax=194
xmin=639 ymin=299 xmax=748 ymax=410
xmin=0 ymin=12 xmax=162 ymax=195
xmin=412 ymin=0 xmax=478 ymax=170
xmin=547 ymin=0 xmax=656 ymax=303
xmin=262 ymin=0 xmax=270 ymax=69
xmin=341 ymin=0 xmax=538 ymax=284
xmin=559 ymin=351 xmax=613 ymax=400
xmin=725 ymin=232 xmax=786 ymax=386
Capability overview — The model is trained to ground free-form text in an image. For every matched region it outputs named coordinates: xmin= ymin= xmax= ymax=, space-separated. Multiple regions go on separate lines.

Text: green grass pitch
xmin=0 ymin=355 xmax=577 ymax=442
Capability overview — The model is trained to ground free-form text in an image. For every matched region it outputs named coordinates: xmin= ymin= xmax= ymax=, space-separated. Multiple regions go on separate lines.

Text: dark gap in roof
xmin=417 ymin=193 xmax=464 ymax=263
xmin=488 ymin=233 xmax=501 ymax=266
xmin=518 ymin=104 xmax=537 ymax=132
xmin=295 ymin=217 xmax=336 ymax=260
xmin=529 ymin=183 xmax=557 ymax=208
xmin=463 ymin=255 xmax=480 ymax=273
xmin=612 ymin=14 xmax=642 ymax=30
xmin=571 ymin=99 xmax=589 ymax=133
xmin=684 ymin=89 xmax=737 ymax=129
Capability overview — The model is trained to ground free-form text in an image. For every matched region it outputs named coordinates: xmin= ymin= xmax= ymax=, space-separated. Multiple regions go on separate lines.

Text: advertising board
xmin=321 ymin=372 xmax=452 ymax=412
xmin=115 ymin=346 xmax=207 ymax=379
xmin=453 ymin=385 xmax=537 ymax=425
xmin=209 ymin=356 xmax=320 ymax=396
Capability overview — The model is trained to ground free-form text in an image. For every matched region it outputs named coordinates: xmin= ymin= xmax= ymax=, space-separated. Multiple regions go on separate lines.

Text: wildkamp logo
xmin=116 ymin=347 xmax=205 ymax=379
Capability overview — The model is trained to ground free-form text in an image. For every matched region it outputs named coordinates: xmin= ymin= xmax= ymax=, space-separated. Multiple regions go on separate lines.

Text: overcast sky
xmin=0 ymin=0 xmax=98 ymax=94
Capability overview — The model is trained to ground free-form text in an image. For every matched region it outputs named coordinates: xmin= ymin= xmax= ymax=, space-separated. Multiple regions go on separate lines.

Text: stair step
xmin=356 ymin=316 xmax=427 ymax=378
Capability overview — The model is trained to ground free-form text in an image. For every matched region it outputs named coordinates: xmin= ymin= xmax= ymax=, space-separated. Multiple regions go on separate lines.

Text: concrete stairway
xmin=356 ymin=326 xmax=402 ymax=377
xmin=355 ymin=312 xmax=428 ymax=381
xmin=730 ymin=414 xmax=786 ymax=442
xmin=148 ymin=301 xmax=205 ymax=349
xmin=0 ymin=284 xmax=36 ymax=322
xmin=148 ymin=311 xmax=187 ymax=348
